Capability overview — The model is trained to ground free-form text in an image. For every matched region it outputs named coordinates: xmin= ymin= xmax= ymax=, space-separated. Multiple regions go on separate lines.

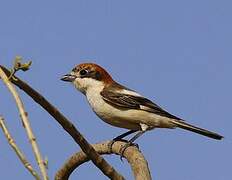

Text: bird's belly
xmin=90 ymin=100 xmax=141 ymax=129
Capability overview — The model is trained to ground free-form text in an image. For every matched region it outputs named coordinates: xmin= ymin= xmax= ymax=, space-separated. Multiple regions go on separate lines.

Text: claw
xmin=108 ymin=140 xmax=115 ymax=153
xmin=119 ymin=142 xmax=139 ymax=161
xmin=119 ymin=143 xmax=130 ymax=161
xmin=133 ymin=143 xmax=139 ymax=149
xmin=108 ymin=139 xmax=128 ymax=153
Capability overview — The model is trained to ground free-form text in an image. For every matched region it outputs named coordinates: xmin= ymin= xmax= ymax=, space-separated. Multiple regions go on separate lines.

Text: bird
xmin=61 ymin=63 xmax=223 ymax=155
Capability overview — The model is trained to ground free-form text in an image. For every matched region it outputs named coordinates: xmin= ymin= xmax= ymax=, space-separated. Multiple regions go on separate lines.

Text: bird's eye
xmin=80 ymin=69 xmax=88 ymax=76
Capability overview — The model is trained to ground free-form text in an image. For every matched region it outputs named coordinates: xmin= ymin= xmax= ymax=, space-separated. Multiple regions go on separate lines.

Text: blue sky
xmin=0 ymin=0 xmax=231 ymax=179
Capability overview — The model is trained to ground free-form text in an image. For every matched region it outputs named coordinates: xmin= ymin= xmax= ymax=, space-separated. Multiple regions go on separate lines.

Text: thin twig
xmin=55 ymin=140 xmax=152 ymax=180
xmin=0 ymin=67 xmax=48 ymax=180
xmin=0 ymin=65 xmax=125 ymax=180
xmin=0 ymin=116 xmax=40 ymax=180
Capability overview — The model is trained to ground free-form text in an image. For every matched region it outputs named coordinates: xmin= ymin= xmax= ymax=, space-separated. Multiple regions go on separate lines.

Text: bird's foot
xmin=108 ymin=138 xmax=128 ymax=153
xmin=119 ymin=142 xmax=139 ymax=161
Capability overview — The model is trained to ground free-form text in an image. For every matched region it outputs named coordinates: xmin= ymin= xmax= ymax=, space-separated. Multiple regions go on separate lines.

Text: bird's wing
xmin=100 ymin=89 xmax=182 ymax=120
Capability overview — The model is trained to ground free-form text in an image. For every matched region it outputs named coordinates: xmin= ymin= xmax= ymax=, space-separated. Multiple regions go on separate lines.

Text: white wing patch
xmin=120 ymin=89 xmax=142 ymax=97
xmin=140 ymin=123 xmax=149 ymax=131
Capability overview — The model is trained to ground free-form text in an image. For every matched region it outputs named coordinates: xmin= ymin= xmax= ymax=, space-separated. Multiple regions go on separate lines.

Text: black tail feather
xmin=172 ymin=120 xmax=223 ymax=140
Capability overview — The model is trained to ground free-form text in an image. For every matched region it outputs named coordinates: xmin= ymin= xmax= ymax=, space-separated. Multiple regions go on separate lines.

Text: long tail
xmin=171 ymin=120 xmax=223 ymax=140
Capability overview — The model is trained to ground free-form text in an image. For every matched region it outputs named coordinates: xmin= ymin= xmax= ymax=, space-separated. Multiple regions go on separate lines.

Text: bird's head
xmin=61 ymin=63 xmax=114 ymax=94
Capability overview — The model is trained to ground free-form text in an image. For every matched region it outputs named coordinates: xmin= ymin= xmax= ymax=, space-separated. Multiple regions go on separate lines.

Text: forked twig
xmin=0 ymin=65 xmax=48 ymax=180
xmin=0 ymin=116 xmax=40 ymax=180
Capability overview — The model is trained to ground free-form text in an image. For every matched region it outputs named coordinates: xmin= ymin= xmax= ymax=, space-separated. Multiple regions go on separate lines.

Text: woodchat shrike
xmin=61 ymin=63 xmax=223 ymax=153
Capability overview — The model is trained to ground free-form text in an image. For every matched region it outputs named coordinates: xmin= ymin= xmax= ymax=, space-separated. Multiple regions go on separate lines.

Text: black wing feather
xmin=100 ymin=90 xmax=182 ymax=120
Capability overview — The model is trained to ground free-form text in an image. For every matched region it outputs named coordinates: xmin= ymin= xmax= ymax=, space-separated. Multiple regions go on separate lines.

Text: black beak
xmin=60 ymin=74 xmax=77 ymax=82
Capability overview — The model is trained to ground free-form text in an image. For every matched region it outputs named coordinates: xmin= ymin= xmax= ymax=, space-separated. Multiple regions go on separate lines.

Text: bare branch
xmin=0 ymin=66 xmax=48 ymax=180
xmin=0 ymin=65 xmax=125 ymax=180
xmin=55 ymin=140 xmax=152 ymax=180
xmin=0 ymin=116 xmax=40 ymax=180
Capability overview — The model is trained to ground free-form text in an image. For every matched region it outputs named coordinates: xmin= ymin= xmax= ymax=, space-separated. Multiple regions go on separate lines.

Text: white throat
xmin=73 ymin=77 xmax=105 ymax=95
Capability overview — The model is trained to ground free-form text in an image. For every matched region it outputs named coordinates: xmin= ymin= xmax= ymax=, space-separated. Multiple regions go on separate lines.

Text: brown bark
xmin=55 ymin=141 xmax=151 ymax=180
